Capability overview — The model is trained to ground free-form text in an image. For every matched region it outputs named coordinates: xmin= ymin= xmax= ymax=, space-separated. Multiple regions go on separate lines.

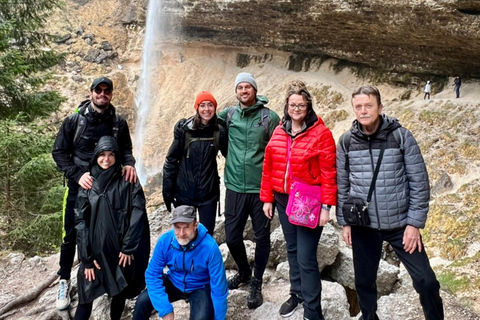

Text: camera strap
xmin=365 ymin=141 xmax=386 ymax=209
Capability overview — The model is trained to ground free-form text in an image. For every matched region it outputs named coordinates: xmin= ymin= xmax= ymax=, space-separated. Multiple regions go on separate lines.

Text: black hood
xmin=351 ymin=114 xmax=401 ymax=141
xmin=89 ymin=136 xmax=120 ymax=170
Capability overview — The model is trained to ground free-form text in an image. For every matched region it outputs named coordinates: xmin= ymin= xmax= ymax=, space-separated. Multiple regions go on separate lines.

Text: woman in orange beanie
xmin=162 ymin=91 xmax=227 ymax=235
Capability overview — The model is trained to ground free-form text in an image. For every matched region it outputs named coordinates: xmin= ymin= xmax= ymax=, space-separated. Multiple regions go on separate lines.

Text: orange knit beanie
xmin=194 ymin=91 xmax=217 ymax=110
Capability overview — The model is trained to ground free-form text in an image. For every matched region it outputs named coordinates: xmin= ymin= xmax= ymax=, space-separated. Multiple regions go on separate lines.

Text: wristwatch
xmin=321 ymin=204 xmax=332 ymax=212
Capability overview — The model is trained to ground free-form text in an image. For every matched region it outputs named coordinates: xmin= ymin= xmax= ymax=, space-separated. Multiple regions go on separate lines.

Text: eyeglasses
xmin=288 ymin=103 xmax=307 ymax=110
xmin=94 ymin=88 xmax=112 ymax=95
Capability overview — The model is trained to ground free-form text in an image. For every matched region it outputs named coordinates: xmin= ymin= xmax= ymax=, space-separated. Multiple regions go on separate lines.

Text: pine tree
xmin=0 ymin=0 xmax=66 ymax=254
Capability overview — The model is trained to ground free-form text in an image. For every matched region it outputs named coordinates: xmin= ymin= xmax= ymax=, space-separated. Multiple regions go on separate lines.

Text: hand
xmin=84 ymin=260 xmax=101 ymax=281
xmin=263 ymin=202 xmax=273 ymax=219
xmin=122 ymin=165 xmax=137 ymax=183
xmin=78 ymin=172 xmax=93 ymax=190
xmin=119 ymin=252 xmax=134 ymax=268
xmin=403 ymin=225 xmax=423 ymax=254
xmin=162 ymin=312 xmax=174 ymax=320
xmin=164 ymin=198 xmax=172 ymax=212
xmin=318 ymin=209 xmax=330 ymax=227
xmin=342 ymin=225 xmax=352 ymax=246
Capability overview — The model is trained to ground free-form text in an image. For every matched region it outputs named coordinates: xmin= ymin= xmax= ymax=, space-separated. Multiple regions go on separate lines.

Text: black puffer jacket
xmin=75 ymin=136 xmax=149 ymax=304
xmin=162 ymin=116 xmax=227 ymax=206
xmin=336 ymin=115 xmax=430 ymax=230
xmin=52 ymin=100 xmax=135 ymax=184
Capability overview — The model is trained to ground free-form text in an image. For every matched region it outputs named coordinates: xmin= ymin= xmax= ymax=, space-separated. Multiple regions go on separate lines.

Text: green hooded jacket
xmin=218 ymin=95 xmax=280 ymax=193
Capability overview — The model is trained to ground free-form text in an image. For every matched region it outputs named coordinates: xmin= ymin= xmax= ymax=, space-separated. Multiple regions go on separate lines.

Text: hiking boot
xmin=56 ymin=279 xmax=71 ymax=310
xmin=228 ymin=271 xmax=251 ymax=290
xmin=279 ymin=294 xmax=304 ymax=317
xmin=247 ymin=277 xmax=263 ymax=309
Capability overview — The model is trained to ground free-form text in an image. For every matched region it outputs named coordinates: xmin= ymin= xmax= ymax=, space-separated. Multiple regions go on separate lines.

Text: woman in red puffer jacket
xmin=260 ymin=80 xmax=337 ymax=320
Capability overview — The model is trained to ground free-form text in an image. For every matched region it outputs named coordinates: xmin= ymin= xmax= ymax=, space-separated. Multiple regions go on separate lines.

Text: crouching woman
xmin=74 ymin=135 xmax=150 ymax=320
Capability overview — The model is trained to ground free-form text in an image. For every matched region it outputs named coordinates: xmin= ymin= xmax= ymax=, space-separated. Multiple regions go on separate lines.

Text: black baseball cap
xmin=171 ymin=205 xmax=196 ymax=224
xmin=90 ymin=77 xmax=114 ymax=91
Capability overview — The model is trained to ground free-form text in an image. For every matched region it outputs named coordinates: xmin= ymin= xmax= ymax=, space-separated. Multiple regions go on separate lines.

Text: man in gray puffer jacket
xmin=336 ymin=86 xmax=444 ymax=320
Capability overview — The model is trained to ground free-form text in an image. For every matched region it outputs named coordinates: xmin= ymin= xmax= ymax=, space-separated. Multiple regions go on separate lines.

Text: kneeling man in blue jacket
xmin=133 ymin=205 xmax=228 ymax=320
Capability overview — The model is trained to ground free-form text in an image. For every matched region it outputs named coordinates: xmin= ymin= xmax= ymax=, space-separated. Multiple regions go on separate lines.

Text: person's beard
xmin=93 ymin=101 xmax=109 ymax=110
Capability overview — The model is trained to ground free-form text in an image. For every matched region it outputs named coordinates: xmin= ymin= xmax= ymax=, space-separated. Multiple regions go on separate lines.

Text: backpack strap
xmin=392 ymin=128 xmax=404 ymax=154
xmin=212 ymin=128 xmax=220 ymax=153
xmin=340 ymin=131 xmax=352 ymax=171
xmin=73 ymin=106 xmax=87 ymax=146
xmin=226 ymin=107 xmax=236 ymax=129
xmin=261 ymin=107 xmax=270 ymax=134
xmin=112 ymin=114 xmax=119 ymax=140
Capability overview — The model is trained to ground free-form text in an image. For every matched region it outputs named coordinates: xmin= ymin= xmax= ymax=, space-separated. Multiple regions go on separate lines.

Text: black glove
xmin=165 ymin=198 xmax=172 ymax=212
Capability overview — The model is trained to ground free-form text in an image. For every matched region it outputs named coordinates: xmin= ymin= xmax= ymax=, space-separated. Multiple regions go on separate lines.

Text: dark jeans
xmin=455 ymin=86 xmax=460 ymax=98
xmin=198 ymin=202 xmax=217 ymax=236
xmin=132 ymin=275 xmax=214 ymax=320
xmin=351 ymin=226 xmax=444 ymax=320
xmin=424 ymin=92 xmax=430 ymax=100
xmin=224 ymin=189 xmax=270 ymax=280
xmin=74 ymin=291 xmax=126 ymax=320
xmin=277 ymin=202 xmax=324 ymax=320
xmin=58 ymin=181 xmax=79 ymax=280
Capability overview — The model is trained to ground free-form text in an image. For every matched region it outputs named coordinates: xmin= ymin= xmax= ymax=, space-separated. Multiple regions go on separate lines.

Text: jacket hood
xmin=351 ymin=114 xmax=401 ymax=141
xmin=89 ymin=135 xmax=120 ymax=170
xmin=78 ymin=100 xmax=116 ymax=121
xmin=183 ymin=115 xmax=218 ymax=131
xmin=281 ymin=113 xmax=324 ymax=135
xmin=171 ymin=223 xmax=209 ymax=251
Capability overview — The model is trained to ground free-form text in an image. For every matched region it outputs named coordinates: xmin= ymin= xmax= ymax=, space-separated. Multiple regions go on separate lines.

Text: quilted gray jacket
xmin=336 ymin=115 xmax=430 ymax=230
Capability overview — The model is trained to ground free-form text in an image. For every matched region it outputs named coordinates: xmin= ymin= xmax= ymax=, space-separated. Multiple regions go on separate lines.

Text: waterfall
xmin=134 ymin=0 xmax=164 ymax=185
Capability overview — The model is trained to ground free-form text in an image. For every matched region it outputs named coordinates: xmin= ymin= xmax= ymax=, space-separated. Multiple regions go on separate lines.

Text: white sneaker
xmin=56 ymin=279 xmax=71 ymax=310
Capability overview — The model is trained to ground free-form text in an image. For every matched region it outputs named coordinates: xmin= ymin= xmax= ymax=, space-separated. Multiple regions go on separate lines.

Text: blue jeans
xmin=277 ymin=202 xmax=324 ymax=320
xmin=132 ymin=274 xmax=214 ymax=320
xmin=351 ymin=226 xmax=444 ymax=320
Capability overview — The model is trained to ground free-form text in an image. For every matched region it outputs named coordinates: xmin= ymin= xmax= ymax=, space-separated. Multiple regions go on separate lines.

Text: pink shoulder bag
xmin=285 ymin=137 xmax=322 ymax=228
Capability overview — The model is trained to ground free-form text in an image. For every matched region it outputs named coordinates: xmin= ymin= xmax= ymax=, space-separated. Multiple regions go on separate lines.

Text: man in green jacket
xmin=218 ymin=72 xmax=280 ymax=309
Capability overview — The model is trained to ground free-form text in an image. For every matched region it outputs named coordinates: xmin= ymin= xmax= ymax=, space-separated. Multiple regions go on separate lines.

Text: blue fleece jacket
xmin=145 ymin=223 xmax=228 ymax=319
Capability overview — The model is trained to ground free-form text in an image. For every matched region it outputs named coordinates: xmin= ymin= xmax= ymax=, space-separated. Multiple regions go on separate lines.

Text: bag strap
xmin=366 ymin=141 xmax=386 ymax=206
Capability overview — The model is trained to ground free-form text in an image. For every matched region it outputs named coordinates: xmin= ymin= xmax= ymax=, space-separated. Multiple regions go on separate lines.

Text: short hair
xmin=283 ymin=80 xmax=314 ymax=121
xmin=352 ymin=85 xmax=382 ymax=106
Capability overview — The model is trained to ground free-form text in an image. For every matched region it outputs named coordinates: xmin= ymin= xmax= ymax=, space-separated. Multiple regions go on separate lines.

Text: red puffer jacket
xmin=260 ymin=115 xmax=337 ymax=206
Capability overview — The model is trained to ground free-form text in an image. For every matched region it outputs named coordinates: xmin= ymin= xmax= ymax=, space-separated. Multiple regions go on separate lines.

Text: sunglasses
xmin=94 ymin=88 xmax=112 ymax=95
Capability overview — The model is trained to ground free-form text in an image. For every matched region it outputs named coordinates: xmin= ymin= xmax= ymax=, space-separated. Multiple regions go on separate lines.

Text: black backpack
xmin=225 ymin=106 xmax=270 ymax=133
xmin=340 ymin=128 xmax=404 ymax=170
xmin=72 ymin=104 xmax=119 ymax=146
xmin=183 ymin=129 xmax=220 ymax=158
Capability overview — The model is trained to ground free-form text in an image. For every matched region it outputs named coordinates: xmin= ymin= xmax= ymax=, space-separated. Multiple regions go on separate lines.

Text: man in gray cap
xmin=217 ymin=72 xmax=280 ymax=309
xmin=132 ymin=205 xmax=228 ymax=320
xmin=52 ymin=76 xmax=137 ymax=310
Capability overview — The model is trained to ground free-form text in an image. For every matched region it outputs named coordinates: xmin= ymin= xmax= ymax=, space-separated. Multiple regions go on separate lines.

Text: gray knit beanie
xmin=234 ymin=72 xmax=257 ymax=92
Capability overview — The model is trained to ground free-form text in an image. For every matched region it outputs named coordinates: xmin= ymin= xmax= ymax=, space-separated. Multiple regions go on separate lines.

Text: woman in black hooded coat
xmin=74 ymin=135 xmax=150 ymax=320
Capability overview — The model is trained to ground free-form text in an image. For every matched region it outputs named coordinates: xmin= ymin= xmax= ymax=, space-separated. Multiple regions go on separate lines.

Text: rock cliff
xmin=163 ymin=0 xmax=480 ymax=77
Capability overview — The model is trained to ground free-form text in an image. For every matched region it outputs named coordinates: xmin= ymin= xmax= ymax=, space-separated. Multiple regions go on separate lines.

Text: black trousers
xmin=197 ymin=202 xmax=217 ymax=236
xmin=224 ymin=189 xmax=270 ymax=280
xmin=58 ymin=180 xmax=79 ymax=280
xmin=351 ymin=226 xmax=444 ymax=320
xmin=277 ymin=201 xmax=324 ymax=320
xmin=74 ymin=291 xmax=127 ymax=320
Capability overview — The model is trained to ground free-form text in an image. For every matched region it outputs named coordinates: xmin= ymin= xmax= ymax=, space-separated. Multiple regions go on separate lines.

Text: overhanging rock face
xmin=157 ymin=0 xmax=480 ymax=77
